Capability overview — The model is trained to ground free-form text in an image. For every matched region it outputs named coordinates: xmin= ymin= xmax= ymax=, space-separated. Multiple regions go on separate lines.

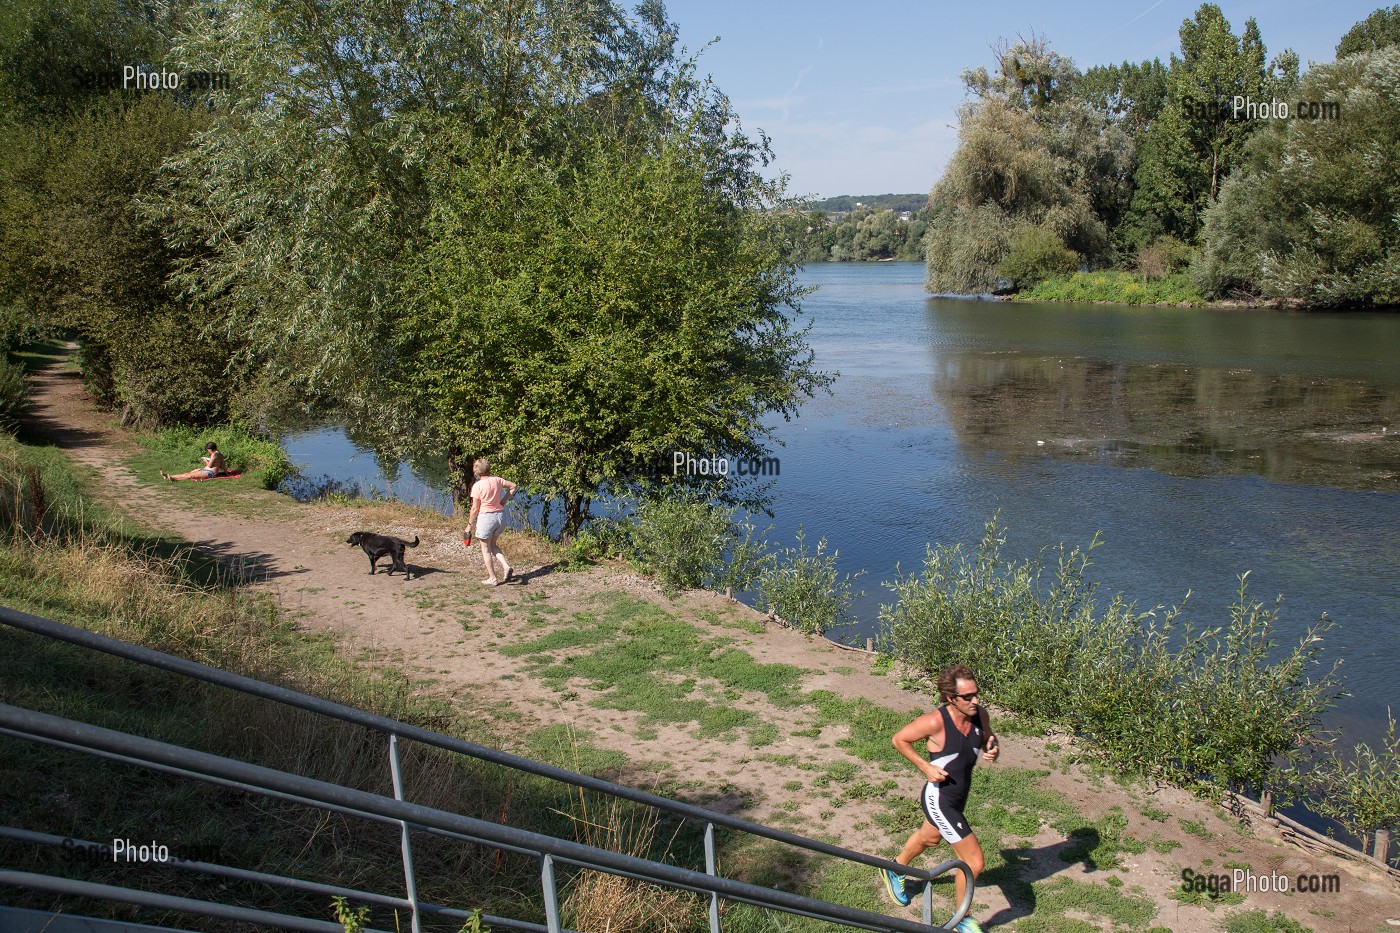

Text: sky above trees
xmin=662 ymin=0 xmax=1389 ymax=198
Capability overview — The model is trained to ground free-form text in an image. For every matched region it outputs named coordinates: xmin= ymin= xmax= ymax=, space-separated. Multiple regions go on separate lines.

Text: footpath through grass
xmin=0 ymin=404 xmax=1334 ymax=932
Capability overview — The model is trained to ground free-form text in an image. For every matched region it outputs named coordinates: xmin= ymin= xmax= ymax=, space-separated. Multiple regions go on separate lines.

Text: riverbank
xmin=5 ymin=354 xmax=1399 ymax=932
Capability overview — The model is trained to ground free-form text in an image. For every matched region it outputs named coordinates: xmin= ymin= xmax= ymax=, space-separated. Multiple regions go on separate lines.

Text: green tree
xmin=1122 ymin=4 xmax=1294 ymax=247
xmin=159 ymin=0 xmax=826 ymax=532
xmin=0 ymin=0 xmax=241 ymax=427
xmin=926 ymin=35 xmax=1128 ymax=292
xmin=1193 ymin=48 xmax=1400 ymax=305
xmin=396 ymin=118 xmax=826 ymax=534
xmin=852 ymin=208 xmax=900 ymax=260
xmin=1074 ymin=59 xmax=1170 ymax=138
xmin=1337 ymin=5 xmax=1400 ymax=57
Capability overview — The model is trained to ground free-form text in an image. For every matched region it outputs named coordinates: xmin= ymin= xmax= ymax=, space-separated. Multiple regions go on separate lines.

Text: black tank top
xmin=927 ymin=705 xmax=985 ymax=809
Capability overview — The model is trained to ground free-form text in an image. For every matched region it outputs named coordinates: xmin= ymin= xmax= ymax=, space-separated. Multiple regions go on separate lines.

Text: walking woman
xmin=464 ymin=458 xmax=517 ymax=586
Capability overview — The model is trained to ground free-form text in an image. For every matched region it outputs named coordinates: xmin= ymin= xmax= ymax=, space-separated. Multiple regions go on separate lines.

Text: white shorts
xmin=475 ymin=511 xmax=505 ymax=541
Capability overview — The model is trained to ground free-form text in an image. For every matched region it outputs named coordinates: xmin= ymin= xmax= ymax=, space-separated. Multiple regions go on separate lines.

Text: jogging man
xmin=880 ymin=663 xmax=998 ymax=932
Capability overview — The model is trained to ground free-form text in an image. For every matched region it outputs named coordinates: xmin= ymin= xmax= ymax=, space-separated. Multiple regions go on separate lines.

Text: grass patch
xmin=1015 ymin=270 xmax=1205 ymax=306
xmin=1141 ymin=803 xmax=1170 ymax=822
xmin=133 ymin=424 xmax=295 ymax=490
xmin=1224 ymin=910 xmax=1314 ymax=933
xmin=1031 ymin=876 xmax=1157 ymax=927
xmin=522 ymin=725 xmax=628 ymax=776
xmin=502 ymin=594 xmax=818 ymax=742
xmin=1179 ymin=817 xmax=1212 ymax=839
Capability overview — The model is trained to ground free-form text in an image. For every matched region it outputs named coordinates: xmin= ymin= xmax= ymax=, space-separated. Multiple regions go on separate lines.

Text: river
xmin=282 ymin=261 xmax=1400 ymax=749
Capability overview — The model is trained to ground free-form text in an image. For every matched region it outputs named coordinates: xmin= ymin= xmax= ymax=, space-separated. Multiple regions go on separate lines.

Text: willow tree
xmin=160 ymin=0 xmax=825 ymax=531
xmin=925 ymin=36 xmax=1131 ymax=293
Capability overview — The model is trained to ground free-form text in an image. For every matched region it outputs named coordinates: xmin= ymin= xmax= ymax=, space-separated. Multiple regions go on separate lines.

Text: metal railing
xmin=0 ymin=605 xmax=973 ymax=931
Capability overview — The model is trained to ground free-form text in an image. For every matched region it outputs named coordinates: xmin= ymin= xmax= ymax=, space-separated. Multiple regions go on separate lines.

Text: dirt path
xmin=21 ymin=357 xmax=1400 ymax=932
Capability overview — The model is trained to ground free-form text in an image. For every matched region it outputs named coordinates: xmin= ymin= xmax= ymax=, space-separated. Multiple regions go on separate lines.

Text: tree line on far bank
xmin=923 ymin=4 xmax=1400 ymax=307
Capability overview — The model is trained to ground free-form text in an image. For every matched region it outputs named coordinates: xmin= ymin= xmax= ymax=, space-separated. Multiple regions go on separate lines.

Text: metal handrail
xmin=0 ymin=605 xmax=974 ymax=929
xmin=0 ymin=828 xmax=545 ymax=933
xmin=2 ymin=703 xmax=959 ymax=932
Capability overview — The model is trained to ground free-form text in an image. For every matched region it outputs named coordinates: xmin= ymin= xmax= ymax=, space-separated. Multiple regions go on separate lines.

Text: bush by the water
xmin=879 ymin=517 xmax=1338 ymax=798
xmin=1306 ymin=711 xmax=1400 ymax=863
xmin=138 ymin=425 xmax=296 ymax=490
xmin=1016 ymin=270 xmax=1205 ymax=305
xmin=624 ymin=490 xmax=735 ymax=593
xmin=622 ymin=490 xmax=775 ymax=596
xmin=757 ymin=527 xmax=861 ymax=636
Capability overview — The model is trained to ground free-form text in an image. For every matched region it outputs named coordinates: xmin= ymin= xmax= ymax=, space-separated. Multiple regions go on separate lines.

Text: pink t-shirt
xmin=471 ymin=475 xmax=509 ymax=513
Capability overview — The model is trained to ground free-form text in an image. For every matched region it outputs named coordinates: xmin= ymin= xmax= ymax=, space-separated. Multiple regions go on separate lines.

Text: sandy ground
xmin=20 ymin=356 xmax=1400 ymax=932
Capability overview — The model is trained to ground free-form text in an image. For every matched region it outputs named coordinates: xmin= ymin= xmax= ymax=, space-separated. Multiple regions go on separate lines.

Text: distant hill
xmin=802 ymin=193 xmax=929 ymax=214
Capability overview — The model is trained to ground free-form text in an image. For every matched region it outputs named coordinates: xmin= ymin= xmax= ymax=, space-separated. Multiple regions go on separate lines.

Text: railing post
xmin=704 ymin=821 xmax=721 ymax=933
xmin=921 ymin=874 xmax=932 ymax=926
xmin=541 ymin=854 xmax=562 ymax=933
xmin=1376 ymin=829 xmax=1391 ymax=865
xmin=387 ymin=734 xmax=422 ymax=933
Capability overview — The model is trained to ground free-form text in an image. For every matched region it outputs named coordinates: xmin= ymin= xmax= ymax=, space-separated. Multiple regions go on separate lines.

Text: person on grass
xmin=162 ymin=442 xmax=226 ymax=481
xmin=464 ymin=458 xmax=517 ymax=586
xmin=880 ymin=663 xmax=999 ymax=933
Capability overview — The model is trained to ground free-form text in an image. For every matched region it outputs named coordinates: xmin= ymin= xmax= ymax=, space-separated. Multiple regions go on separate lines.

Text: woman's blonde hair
xmin=472 ymin=458 xmax=490 ymax=476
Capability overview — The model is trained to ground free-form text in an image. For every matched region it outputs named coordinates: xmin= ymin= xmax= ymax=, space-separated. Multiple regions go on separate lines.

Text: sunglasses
xmin=954 ymin=690 xmax=980 ymax=701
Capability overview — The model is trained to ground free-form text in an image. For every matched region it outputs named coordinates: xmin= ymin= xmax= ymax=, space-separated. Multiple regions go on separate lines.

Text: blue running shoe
xmin=954 ymin=917 xmax=985 ymax=933
xmin=881 ymin=867 xmax=910 ymax=906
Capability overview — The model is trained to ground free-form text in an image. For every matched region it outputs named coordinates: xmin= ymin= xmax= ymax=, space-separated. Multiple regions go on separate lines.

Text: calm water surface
xmin=283 ymin=262 xmax=1400 ymax=747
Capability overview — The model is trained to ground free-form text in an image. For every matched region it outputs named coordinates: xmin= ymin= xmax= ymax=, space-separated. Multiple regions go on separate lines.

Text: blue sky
xmin=659 ymin=0 xmax=1385 ymax=199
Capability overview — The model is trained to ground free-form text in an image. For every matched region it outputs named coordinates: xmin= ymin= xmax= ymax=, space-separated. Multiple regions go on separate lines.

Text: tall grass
xmin=1016 ymin=270 xmax=1205 ymax=305
xmin=880 ymin=516 xmax=1339 ymax=799
xmin=560 ymin=787 xmax=703 ymax=932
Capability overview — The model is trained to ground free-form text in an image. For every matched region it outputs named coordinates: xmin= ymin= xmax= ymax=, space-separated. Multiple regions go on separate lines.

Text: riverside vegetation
xmin=3 ymin=350 xmax=1399 ymax=931
xmin=615 ymin=492 xmax=1398 ymax=862
xmin=0 ymin=391 xmax=1138 ymax=931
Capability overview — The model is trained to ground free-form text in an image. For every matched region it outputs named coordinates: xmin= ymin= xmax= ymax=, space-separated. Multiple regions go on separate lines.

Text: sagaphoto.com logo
xmin=1180 ymin=866 xmax=1340 ymax=896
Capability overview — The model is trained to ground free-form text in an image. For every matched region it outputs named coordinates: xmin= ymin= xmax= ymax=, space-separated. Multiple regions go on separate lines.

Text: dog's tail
xmin=408 ymin=535 xmax=419 ymax=548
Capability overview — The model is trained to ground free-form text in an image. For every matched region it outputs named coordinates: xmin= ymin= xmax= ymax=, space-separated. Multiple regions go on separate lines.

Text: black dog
xmin=346 ymin=532 xmax=419 ymax=578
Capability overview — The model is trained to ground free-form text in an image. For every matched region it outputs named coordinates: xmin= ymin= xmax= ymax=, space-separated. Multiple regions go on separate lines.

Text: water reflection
xmin=932 ymin=355 xmax=1400 ymax=489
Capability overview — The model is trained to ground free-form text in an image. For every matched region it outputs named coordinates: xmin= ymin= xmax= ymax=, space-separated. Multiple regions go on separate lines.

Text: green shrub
xmin=718 ymin=513 xmax=775 ymax=595
xmin=879 ymin=516 xmax=1338 ymax=796
xmin=1224 ymin=910 xmax=1313 ymax=933
xmin=1135 ymin=236 xmax=1196 ymax=280
xmin=1305 ymin=710 xmax=1400 ymax=862
xmin=624 ymin=490 xmax=733 ymax=593
xmin=998 ymin=226 xmax=1080 ymax=289
xmin=0 ymin=359 xmax=31 ymax=429
xmin=757 ymin=527 xmax=861 ymax=636
xmin=622 ymin=490 xmax=774 ymax=597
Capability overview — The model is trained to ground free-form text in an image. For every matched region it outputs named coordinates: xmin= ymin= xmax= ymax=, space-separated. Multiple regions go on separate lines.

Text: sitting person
xmin=162 ymin=442 xmax=227 ymax=481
